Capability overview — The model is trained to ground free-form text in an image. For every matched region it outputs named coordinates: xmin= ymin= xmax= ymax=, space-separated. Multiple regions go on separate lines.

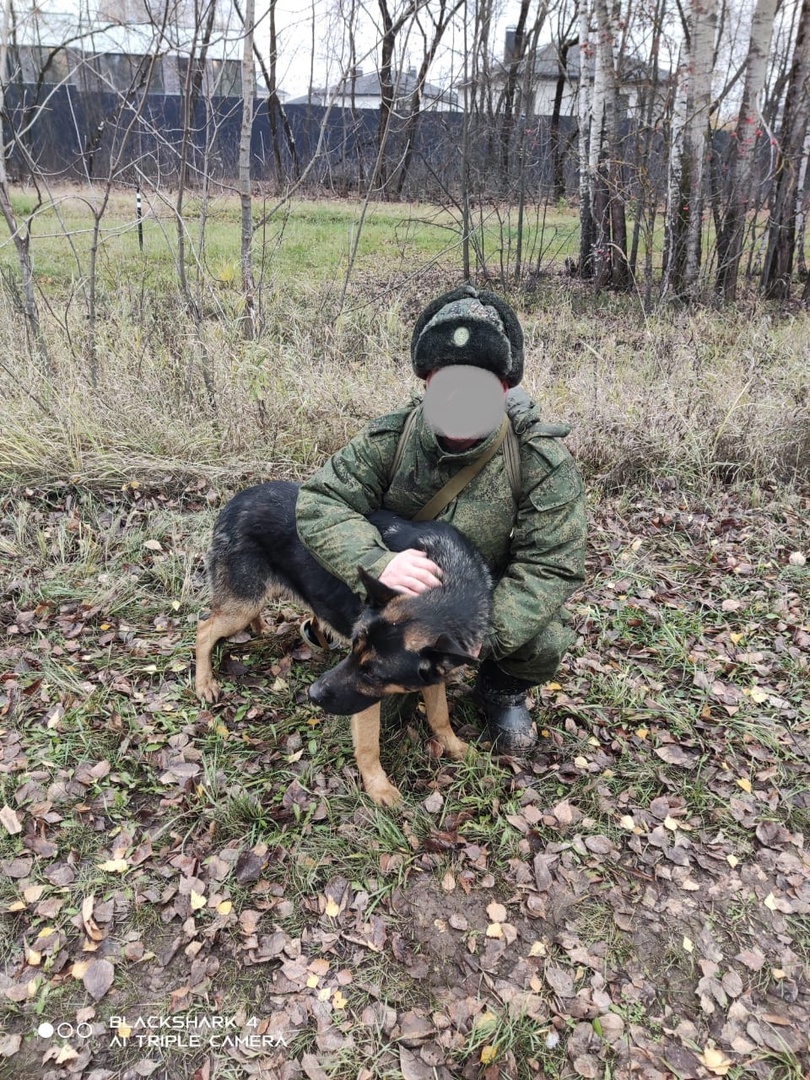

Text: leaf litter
xmin=0 ymin=480 xmax=808 ymax=1078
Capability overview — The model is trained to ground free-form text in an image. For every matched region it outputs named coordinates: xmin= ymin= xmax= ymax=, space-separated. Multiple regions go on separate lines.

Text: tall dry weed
xmin=1 ymin=278 xmax=807 ymax=492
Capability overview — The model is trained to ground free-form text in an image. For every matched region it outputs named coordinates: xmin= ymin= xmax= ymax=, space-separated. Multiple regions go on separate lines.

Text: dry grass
xmin=1 ymin=273 xmax=807 ymax=495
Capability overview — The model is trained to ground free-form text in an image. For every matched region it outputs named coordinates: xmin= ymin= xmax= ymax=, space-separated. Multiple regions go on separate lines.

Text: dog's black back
xmin=207 ymin=481 xmax=492 ymax=644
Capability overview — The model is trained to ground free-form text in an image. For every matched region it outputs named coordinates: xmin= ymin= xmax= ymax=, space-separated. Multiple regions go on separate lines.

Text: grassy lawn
xmin=0 ymin=189 xmax=808 ymax=1079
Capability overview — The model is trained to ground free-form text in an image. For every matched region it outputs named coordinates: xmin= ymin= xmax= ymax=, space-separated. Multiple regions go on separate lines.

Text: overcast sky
xmin=269 ymin=0 xmax=521 ymax=99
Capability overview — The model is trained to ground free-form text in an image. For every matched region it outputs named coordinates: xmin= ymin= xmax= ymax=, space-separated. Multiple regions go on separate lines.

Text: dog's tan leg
xmin=195 ymin=602 xmax=258 ymax=703
xmin=351 ymin=704 xmax=401 ymax=807
xmin=422 ymin=683 xmax=469 ymax=760
xmin=250 ymin=614 xmax=270 ymax=635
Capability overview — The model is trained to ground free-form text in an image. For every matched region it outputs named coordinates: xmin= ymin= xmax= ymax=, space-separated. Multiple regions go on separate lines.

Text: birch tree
xmin=239 ymin=0 xmax=257 ymax=332
xmin=662 ymin=0 xmax=718 ymax=298
xmin=715 ymin=0 xmax=778 ymax=300
xmin=577 ymin=0 xmax=595 ymax=276
xmin=761 ymin=0 xmax=810 ymax=299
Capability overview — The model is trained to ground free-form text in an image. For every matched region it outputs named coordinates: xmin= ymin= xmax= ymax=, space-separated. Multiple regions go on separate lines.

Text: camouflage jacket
xmin=296 ymin=390 xmax=587 ymax=661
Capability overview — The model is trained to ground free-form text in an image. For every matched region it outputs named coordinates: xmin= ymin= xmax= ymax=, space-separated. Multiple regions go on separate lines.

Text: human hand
xmin=378 ymin=549 xmax=443 ymax=595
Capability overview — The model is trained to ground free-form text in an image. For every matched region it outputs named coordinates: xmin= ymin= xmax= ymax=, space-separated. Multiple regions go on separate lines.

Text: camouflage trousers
xmin=494 ymin=607 xmax=577 ymax=686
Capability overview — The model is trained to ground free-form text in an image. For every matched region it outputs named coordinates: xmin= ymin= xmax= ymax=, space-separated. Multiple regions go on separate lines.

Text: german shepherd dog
xmin=195 ymin=481 xmax=493 ymax=806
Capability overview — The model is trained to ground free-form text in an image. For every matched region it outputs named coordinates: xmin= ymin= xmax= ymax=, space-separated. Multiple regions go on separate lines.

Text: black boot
xmin=476 ymin=660 xmax=537 ymax=753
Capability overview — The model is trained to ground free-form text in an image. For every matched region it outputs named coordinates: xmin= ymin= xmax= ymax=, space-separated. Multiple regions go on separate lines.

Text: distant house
xmin=504 ymin=32 xmax=668 ymax=119
xmin=287 ymin=68 xmax=459 ymax=113
xmin=5 ymin=1 xmax=262 ymax=98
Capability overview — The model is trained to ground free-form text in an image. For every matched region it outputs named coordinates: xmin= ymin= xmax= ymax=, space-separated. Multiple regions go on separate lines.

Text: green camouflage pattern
xmin=296 ymin=391 xmax=587 ymax=675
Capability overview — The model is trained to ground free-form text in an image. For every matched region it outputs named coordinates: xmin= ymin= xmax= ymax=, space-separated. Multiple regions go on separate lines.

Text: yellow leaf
xmin=486 ymin=922 xmax=504 ymax=939
xmin=737 ymin=778 xmax=752 ymax=793
xmin=217 ymin=900 xmax=233 ymax=915
xmin=729 ymin=632 xmax=744 ymax=644
xmin=317 ymin=987 xmax=331 ymax=1002
xmin=683 ymin=937 xmax=693 ymax=953
xmin=727 ymin=854 xmax=739 ymax=868
xmin=99 ymin=859 xmax=129 ymax=873
xmin=763 ymin=893 xmax=777 ymax=911
xmin=324 ymin=898 xmax=341 ymax=918
xmin=663 ymin=815 xmax=679 ymax=831
xmin=333 ymin=990 xmax=348 ymax=1010
xmin=6 ymin=900 xmax=26 ymax=912
xmin=71 ymin=961 xmax=90 ymax=979
xmin=528 ymin=941 xmax=547 ymax=957
xmin=545 ymin=682 xmax=562 ymax=691
xmin=635 ymin=727 xmax=648 ymax=740
xmin=25 ymin=947 xmax=42 ymax=966
xmin=171 ymin=600 xmax=181 ymax=611
xmin=699 ymin=1046 xmax=733 ymax=1076
xmin=190 ymin=890 xmax=206 ymax=911
xmin=474 ymin=1011 xmax=498 ymax=1033
xmin=480 ymin=1044 xmax=499 ymax=1065
xmin=306 ymin=974 xmax=320 ymax=988
xmin=116 ymin=1022 xmax=132 ymax=1039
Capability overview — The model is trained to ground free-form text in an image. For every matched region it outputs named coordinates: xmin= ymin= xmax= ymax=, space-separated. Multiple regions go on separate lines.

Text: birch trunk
xmin=761 ymin=0 xmax=810 ymax=299
xmin=239 ymin=0 xmax=257 ymax=335
xmin=683 ymin=0 xmax=718 ymax=295
xmin=716 ymin=0 xmax=777 ymax=300
xmin=661 ymin=40 xmax=689 ymax=297
xmin=578 ymin=0 xmax=595 ymax=276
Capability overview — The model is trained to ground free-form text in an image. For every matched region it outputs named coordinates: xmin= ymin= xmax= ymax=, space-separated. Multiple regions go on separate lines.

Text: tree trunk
xmin=716 ymin=0 xmax=777 ymax=300
xmin=578 ymin=0 xmax=595 ymax=277
xmin=239 ymin=0 xmax=257 ymax=335
xmin=683 ymin=0 xmax=719 ymax=296
xmin=761 ymin=0 xmax=810 ymax=300
xmin=500 ymin=0 xmax=531 ymax=195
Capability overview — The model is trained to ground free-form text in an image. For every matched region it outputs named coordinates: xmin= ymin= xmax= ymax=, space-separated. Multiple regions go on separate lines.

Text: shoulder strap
xmin=413 ymin=417 xmax=509 ymax=522
xmin=391 ymin=407 xmax=420 ymax=479
xmin=391 ymin=406 xmax=522 ymax=516
xmin=503 ymin=424 xmax=521 ymax=503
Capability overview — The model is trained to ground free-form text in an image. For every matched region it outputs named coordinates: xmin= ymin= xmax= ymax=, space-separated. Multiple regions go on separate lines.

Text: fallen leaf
xmin=698 ymin=1046 xmax=733 ymax=1076
xmin=82 ymin=959 xmax=115 ymax=1001
xmin=0 ymin=806 xmax=22 ymax=835
xmin=0 ymin=1033 xmax=22 ymax=1057
xmin=98 ymin=859 xmax=129 ymax=873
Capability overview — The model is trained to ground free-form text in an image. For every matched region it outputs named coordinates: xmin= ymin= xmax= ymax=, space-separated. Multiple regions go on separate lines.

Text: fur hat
xmin=411 ymin=284 xmax=524 ymax=387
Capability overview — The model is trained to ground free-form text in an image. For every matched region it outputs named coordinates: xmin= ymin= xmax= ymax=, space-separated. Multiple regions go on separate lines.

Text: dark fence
xmin=4 ymin=85 xmax=765 ymax=206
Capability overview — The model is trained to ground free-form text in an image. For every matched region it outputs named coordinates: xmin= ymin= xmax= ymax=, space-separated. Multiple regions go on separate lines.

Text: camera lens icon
xmin=37 ymin=1021 xmax=93 ymax=1039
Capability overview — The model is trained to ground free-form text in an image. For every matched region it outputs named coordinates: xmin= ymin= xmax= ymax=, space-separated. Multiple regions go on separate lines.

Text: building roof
xmin=287 ymin=69 xmax=458 ymax=108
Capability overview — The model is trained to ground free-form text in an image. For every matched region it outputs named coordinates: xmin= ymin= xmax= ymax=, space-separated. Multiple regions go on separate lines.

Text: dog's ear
xmin=357 ymin=566 xmax=400 ymax=609
xmin=419 ymin=634 xmax=480 ymax=681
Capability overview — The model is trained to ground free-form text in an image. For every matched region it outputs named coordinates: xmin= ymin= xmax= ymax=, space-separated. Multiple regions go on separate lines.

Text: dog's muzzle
xmin=308 ymin=673 xmax=381 ymax=716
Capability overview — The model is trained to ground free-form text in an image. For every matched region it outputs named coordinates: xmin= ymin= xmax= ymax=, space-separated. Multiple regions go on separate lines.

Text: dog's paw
xmin=428 ymin=734 xmax=470 ymax=761
xmin=196 ymin=677 xmax=221 ymax=704
xmin=365 ymin=778 xmax=402 ymax=808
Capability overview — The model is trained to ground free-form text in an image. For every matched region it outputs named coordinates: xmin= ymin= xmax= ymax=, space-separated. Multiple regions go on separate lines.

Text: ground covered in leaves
xmin=0 ymin=478 xmax=808 ymax=1080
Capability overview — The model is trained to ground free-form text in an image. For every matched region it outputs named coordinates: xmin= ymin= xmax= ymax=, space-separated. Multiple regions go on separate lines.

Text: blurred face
xmin=423 ymin=365 xmax=507 ymax=439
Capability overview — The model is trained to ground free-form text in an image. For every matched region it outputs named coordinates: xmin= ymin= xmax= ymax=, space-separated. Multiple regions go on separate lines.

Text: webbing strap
xmin=413 ymin=416 xmax=510 ymax=522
